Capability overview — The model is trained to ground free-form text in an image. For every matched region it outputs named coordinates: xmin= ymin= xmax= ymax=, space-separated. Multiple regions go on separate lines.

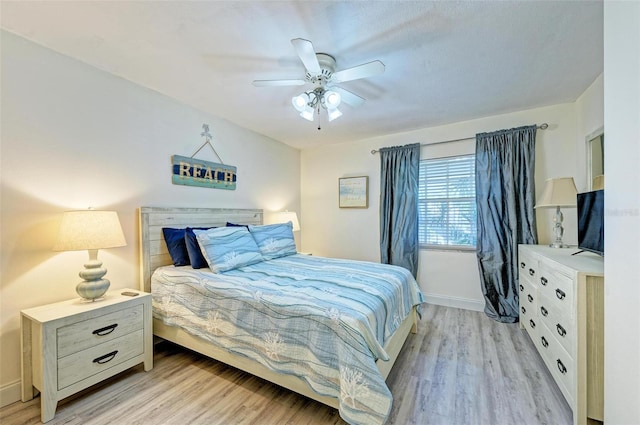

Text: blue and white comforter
xmin=151 ymin=254 xmax=424 ymax=424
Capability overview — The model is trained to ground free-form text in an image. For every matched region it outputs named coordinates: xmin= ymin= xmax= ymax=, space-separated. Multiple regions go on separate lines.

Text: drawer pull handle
xmin=529 ymin=319 xmax=536 ymax=329
xmin=527 ymin=294 xmax=533 ymax=303
xmin=540 ymin=277 xmax=548 ymax=286
xmin=92 ymin=324 xmax=118 ymax=336
xmin=520 ymin=262 xmax=525 ymax=269
xmin=528 ymin=268 xmax=535 ymax=276
xmin=521 ymin=306 xmax=526 ymax=314
xmin=93 ymin=350 xmax=118 ymax=365
xmin=557 ymin=359 xmax=567 ymax=374
xmin=540 ymin=306 xmax=549 ymax=317
xmin=541 ymin=336 xmax=549 ymax=348
xmin=556 ymin=324 xmax=567 ymax=337
xmin=519 ymin=284 xmax=524 ymax=292
xmin=555 ymin=289 xmax=566 ymax=300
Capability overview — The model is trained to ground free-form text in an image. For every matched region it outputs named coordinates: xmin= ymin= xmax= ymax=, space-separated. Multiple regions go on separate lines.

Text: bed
xmin=139 ymin=207 xmax=423 ymax=425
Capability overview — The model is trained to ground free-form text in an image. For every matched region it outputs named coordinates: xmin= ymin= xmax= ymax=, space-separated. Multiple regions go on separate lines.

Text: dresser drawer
xmin=538 ymin=321 xmax=575 ymax=405
xmin=518 ymin=250 xmax=538 ymax=285
xmin=538 ymin=264 xmax=574 ymax=316
xmin=57 ymin=329 xmax=144 ymax=390
xmin=57 ymin=304 xmax=144 ymax=358
xmin=539 ymin=293 xmax=574 ymax=356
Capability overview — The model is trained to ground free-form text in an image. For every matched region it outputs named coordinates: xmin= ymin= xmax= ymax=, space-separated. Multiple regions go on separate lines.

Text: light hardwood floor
xmin=1 ymin=305 xmax=572 ymax=425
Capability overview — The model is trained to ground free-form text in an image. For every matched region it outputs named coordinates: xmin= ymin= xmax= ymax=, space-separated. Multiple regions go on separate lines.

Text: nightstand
xmin=21 ymin=289 xmax=153 ymax=423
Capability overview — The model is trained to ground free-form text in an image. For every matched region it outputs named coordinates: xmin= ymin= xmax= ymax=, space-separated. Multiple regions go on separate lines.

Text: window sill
xmin=419 ymin=245 xmax=476 ymax=253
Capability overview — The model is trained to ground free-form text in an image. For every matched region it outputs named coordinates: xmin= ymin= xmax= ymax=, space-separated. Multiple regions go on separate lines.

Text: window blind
xmin=418 ymin=154 xmax=477 ymax=247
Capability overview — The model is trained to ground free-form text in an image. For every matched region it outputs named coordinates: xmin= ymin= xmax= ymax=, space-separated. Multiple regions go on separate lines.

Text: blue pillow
xmin=248 ymin=222 xmax=297 ymax=260
xmin=162 ymin=228 xmax=190 ymax=266
xmin=194 ymin=227 xmax=263 ymax=273
xmin=185 ymin=227 xmax=216 ymax=269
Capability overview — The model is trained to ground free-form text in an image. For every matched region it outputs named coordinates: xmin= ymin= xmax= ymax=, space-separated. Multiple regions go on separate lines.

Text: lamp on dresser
xmin=274 ymin=210 xmax=301 ymax=232
xmin=53 ymin=209 xmax=127 ymax=301
xmin=535 ymin=177 xmax=578 ymax=248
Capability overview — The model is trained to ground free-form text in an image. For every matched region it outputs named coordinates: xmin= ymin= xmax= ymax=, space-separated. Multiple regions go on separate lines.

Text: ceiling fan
xmin=253 ymin=38 xmax=385 ymax=126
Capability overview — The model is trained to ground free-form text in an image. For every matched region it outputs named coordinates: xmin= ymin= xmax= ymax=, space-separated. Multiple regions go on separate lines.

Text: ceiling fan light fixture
xmin=323 ymin=90 xmax=341 ymax=108
xmin=292 ymin=93 xmax=309 ymax=112
xmin=327 ymin=107 xmax=343 ymax=122
xmin=299 ymin=106 xmax=314 ymax=121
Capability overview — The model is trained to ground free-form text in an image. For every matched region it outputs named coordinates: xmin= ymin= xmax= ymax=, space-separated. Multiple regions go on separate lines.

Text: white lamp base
xmin=77 ymin=249 xmax=110 ymax=301
xmin=77 ymin=278 xmax=110 ymax=301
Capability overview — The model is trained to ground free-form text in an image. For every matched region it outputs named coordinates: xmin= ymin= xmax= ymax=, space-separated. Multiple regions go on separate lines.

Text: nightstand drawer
xmin=57 ymin=304 xmax=143 ymax=357
xmin=58 ymin=328 xmax=144 ymax=390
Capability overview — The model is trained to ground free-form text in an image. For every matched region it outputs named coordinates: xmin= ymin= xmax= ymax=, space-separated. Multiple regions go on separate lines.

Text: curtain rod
xmin=370 ymin=123 xmax=549 ymax=154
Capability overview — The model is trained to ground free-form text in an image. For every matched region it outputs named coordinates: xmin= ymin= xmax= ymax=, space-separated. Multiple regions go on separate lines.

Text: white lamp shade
xmin=327 ymin=108 xmax=343 ymax=122
xmin=535 ymin=177 xmax=578 ymax=208
xmin=299 ymin=107 xmax=314 ymax=121
xmin=291 ymin=93 xmax=309 ymax=112
xmin=275 ymin=211 xmax=300 ymax=232
xmin=53 ymin=210 xmax=127 ymax=251
xmin=324 ymin=90 xmax=341 ymax=108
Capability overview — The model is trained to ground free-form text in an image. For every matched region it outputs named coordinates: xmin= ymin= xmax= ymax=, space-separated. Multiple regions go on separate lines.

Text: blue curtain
xmin=475 ymin=125 xmax=538 ymax=323
xmin=379 ymin=143 xmax=420 ymax=277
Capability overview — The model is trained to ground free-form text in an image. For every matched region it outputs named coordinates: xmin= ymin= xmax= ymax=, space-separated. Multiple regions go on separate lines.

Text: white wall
xmin=0 ymin=31 xmax=300 ymax=405
xmin=603 ymin=3 xmax=640 ymax=423
xmin=301 ymin=102 xmax=586 ymax=311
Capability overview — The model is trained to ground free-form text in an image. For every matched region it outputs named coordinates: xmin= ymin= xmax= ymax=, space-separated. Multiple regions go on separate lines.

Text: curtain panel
xmin=379 ymin=143 xmax=420 ymax=278
xmin=475 ymin=125 xmax=538 ymax=323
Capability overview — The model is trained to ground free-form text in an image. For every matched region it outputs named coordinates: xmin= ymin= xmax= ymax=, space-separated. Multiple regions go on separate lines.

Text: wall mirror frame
xmin=586 ymin=126 xmax=604 ymax=190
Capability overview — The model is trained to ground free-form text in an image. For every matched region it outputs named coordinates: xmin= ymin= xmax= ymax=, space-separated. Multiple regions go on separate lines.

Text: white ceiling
xmin=0 ymin=1 xmax=603 ymax=150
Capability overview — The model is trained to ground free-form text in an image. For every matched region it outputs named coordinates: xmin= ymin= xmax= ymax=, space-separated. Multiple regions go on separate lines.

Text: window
xmin=418 ymin=154 xmax=477 ymax=248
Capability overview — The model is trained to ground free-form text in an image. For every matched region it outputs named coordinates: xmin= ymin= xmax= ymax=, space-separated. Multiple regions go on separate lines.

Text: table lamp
xmin=53 ymin=210 xmax=127 ymax=301
xmin=535 ymin=177 xmax=578 ymax=248
xmin=275 ymin=210 xmax=300 ymax=232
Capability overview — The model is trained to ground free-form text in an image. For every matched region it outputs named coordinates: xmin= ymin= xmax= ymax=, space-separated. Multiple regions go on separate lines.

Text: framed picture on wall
xmin=339 ymin=176 xmax=369 ymax=208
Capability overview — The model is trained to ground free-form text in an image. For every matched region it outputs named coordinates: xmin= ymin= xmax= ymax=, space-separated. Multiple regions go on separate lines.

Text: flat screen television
xmin=576 ymin=189 xmax=604 ymax=256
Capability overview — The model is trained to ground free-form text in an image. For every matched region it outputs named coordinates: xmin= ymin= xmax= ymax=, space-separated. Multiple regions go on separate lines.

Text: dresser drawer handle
xmin=556 ymin=324 xmax=567 ymax=337
xmin=541 ymin=336 xmax=549 ymax=348
xmin=92 ymin=324 xmax=118 ymax=336
xmin=540 ymin=277 xmax=548 ymax=286
xmin=528 ymin=268 xmax=535 ymax=276
xmin=521 ymin=306 xmax=526 ymax=314
xmin=519 ymin=284 xmax=524 ymax=292
xmin=529 ymin=319 xmax=536 ymax=329
xmin=555 ymin=289 xmax=566 ymax=300
xmin=527 ymin=294 xmax=533 ymax=303
xmin=93 ymin=350 xmax=118 ymax=365
xmin=557 ymin=359 xmax=567 ymax=374
xmin=540 ymin=306 xmax=548 ymax=317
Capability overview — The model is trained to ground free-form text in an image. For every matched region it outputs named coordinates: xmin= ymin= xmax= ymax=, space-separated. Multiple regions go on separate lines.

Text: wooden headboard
xmin=139 ymin=207 xmax=263 ymax=292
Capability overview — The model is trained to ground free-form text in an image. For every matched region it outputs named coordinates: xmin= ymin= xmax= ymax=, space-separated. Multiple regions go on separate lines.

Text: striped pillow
xmin=249 ymin=222 xmax=297 ymax=260
xmin=194 ymin=227 xmax=263 ymax=273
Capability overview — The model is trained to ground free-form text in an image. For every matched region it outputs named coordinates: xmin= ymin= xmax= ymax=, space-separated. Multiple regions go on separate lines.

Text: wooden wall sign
xmin=171 ymin=154 xmax=237 ymax=190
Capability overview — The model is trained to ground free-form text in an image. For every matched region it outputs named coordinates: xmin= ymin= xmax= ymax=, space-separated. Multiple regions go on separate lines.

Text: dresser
xmin=21 ymin=289 xmax=153 ymax=423
xmin=518 ymin=245 xmax=604 ymax=425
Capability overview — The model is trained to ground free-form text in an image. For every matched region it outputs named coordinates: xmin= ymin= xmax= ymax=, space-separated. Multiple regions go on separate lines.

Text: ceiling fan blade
xmin=252 ymin=79 xmax=306 ymax=87
xmin=291 ymin=38 xmax=321 ymax=74
xmin=332 ymin=60 xmax=385 ymax=83
xmin=332 ymin=86 xmax=366 ymax=107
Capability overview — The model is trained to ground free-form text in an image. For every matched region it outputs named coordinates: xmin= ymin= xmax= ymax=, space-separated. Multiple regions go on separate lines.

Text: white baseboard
xmin=1 ymin=380 xmax=21 ymax=408
xmin=423 ymin=293 xmax=485 ymax=312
